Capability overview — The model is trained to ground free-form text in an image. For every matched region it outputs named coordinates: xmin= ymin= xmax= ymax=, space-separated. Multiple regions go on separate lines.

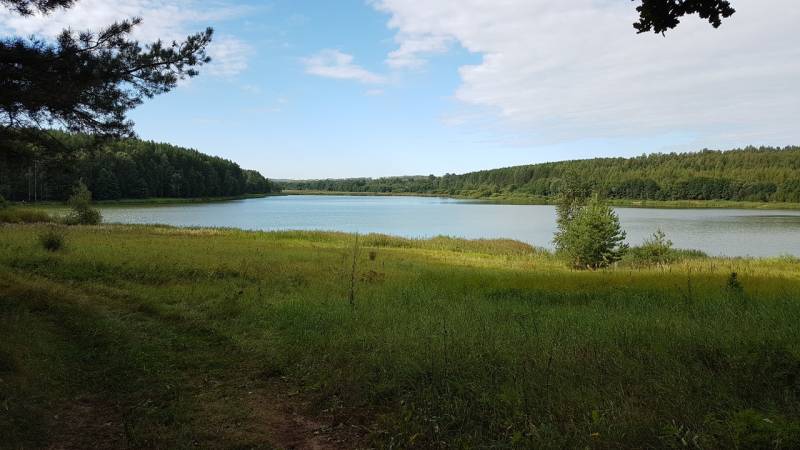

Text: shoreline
xmin=12 ymin=191 xmax=800 ymax=210
xmin=281 ymin=190 xmax=800 ymax=210
xmin=9 ymin=193 xmax=284 ymax=209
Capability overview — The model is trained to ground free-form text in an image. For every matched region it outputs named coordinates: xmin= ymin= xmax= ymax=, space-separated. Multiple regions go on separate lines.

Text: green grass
xmin=1 ymin=224 xmax=799 ymax=448
xmin=0 ymin=207 xmax=55 ymax=224
xmin=284 ymin=189 xmax=800 ymax=210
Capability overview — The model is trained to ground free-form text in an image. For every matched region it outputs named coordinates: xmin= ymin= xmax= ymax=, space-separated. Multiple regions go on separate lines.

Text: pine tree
xmin=94 ymin=168 xmax=121 ymax=200
xmin=1 ymin=0 xmax=213 ymax=149
xmin=554 ymin=195 xmax=628 ymax=269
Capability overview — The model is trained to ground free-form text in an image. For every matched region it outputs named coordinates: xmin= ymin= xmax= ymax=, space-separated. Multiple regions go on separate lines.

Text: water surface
xmin=98 ymin=195 xmax=800 ymax=257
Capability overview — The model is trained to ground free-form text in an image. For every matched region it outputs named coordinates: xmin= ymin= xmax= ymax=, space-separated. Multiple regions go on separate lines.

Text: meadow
xmin=1 ymin=223 xmax=799 ymax=448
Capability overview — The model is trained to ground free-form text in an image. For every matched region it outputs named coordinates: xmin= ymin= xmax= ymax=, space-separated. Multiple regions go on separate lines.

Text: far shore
xmin=9 ymin=190 xmax=800 ymax=210
xmin=9 ymin=193 xmax=284 ymax=209
xmin=281 ymin=190 xmax=800 ymax=210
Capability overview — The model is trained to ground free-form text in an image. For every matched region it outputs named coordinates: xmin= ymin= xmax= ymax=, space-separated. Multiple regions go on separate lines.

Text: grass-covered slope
xmin=1 ymin=225 xmax=799 ymax=448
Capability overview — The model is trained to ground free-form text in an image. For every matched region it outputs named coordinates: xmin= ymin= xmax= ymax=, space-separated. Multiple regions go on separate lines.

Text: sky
xmin=1 ymin=0 xmax=799 ymax=179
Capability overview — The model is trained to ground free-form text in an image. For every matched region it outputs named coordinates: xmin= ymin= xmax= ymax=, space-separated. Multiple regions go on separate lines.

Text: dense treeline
xmin=0 ymin=132 xmax=278 ymax=201
xmin=283 ymin=147 xmax=800 ymax=202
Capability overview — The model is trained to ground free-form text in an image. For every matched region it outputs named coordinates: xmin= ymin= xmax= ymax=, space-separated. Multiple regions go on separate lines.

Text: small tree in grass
xmin=65 ymin=181 xmax=102 ymax=225
xmin=554 ymin=195 xmax=628 ymax=269
xmin=641 ymin=228 xmax=673 ymax=265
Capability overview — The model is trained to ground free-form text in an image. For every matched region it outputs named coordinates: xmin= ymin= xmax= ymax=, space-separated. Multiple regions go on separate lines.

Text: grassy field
xmin=1 ymin=224 xmax=800 ymax=448
xmin=283 ymin=190 xmax=800 ymax=210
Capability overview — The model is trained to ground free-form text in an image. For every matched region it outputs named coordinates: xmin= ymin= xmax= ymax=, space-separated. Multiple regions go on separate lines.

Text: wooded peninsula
xmin=0 ymin=132 xmax=278 ymax=202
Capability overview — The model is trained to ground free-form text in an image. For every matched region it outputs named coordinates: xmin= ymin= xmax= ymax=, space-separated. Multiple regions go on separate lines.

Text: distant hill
xmin=282 ymin=146 xmax=800 ymax=203
xmin=0 ymin=132 xmax=279 ymax=201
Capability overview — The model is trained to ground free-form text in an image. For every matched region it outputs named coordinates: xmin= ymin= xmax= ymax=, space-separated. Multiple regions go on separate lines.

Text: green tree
xmin=554 ymin=172 xmax=592 ymax=234
xmin=65 ymin=181 xmax=101 ymax=225
xmin=94 ymin=168 xmax=121 ymax=200
xmin=554 ymin=195 xmax=628 ymax=269
xmin=634 ymin=0 xmax=736 ymax=34
xmin=281 ymin=146 xmax=800 ymax=205
xmin=1 ymin=0 xmax=213 ymax=147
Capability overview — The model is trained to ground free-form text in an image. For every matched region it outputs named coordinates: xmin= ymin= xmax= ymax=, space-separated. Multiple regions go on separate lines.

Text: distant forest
xmin=1 ymin=132 xmax=278 ymax=201
xmin=282 ymin=147 xmax=800 ymax=203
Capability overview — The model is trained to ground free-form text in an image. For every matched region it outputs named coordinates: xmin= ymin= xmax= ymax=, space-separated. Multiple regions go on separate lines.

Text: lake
xmin=97 ymin=195 xmax=800 ymax=257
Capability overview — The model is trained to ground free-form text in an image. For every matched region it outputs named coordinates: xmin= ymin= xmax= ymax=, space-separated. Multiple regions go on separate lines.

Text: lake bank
xmin=282 ymin=189 xmax=800 ymax=210
xmin=2 ymin=223 xmax=799 ymax=448
xmin=82 ymin=195 xmax=800 ymax=257
xmin=6 ymin=194 xmax=799 ymax=257
xmin=7 ymin=192 xmax=280 ymax=210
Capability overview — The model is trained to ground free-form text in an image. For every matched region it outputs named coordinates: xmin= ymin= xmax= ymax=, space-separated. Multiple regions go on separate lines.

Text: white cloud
xmin=386 ymin=33 xmax=451 ymax=68
xmin=303 ymin=49 xmax=386 ymax=84
xmin=206 ymin=36 xmax=252 ymax=77
xmin=0 ymin=0 xmax=252 ymax=77
xmin=371 ymin=0 xmax=800 ymax=145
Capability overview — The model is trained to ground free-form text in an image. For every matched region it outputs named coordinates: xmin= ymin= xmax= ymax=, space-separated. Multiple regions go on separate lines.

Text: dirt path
xmin=0 ymin=273 xmax=362 ymax=450
xmin=246 ymin=381 xmax=351 ymax=449
xmin=47 ymin=376 xmax=362 ymax=450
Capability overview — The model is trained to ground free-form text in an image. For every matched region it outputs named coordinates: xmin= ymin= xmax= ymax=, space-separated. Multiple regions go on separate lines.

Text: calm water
xmin=98 ymin=195 xmax=800 ymax=257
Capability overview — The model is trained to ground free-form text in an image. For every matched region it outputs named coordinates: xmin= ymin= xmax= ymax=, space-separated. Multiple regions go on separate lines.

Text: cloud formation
xmin=303 ymin=49 xmax=386 ymax=84
xmin=371 ymin=0 xmax=800 ymax=145
xmin=0 ymin=0 xmax=252 ymax=77
xmin=206 ymin=36 xmax=252 ymax=77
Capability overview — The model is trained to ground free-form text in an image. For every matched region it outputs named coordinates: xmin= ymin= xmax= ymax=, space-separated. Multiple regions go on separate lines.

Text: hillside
xmin=0 ymin=132 xmax=278 ymax=201
xmin=282 ymin=146 xmax=800 ymax=203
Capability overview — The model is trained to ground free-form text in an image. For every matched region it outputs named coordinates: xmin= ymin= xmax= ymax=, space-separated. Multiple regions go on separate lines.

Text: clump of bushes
xmin=39 ymin=227 xmax=66 ymax=252
xmin=623 ymin=230 xmax=708 ymax=268
xmin=623 ymin=229 xmax=673 ymax=267
xmin=64 ymin=182 xmax=102 ymax=225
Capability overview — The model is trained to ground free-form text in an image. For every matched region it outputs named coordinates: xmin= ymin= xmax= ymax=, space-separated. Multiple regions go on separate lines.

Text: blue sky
xmin=2 ymin=0 xmax=798 ymax=179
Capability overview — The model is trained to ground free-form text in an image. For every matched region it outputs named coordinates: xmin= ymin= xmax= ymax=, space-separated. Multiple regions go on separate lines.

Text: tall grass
xmin=0 ymin=207 xmax=54 ymax=224
xmin=0 ymin=224 xmax=798 ymax=448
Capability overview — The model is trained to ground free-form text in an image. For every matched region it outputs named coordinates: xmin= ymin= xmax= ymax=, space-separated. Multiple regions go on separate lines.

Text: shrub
xmin=64 ymin=182 xmax=102 ymax=225
xmin=641 ymin=228 xmax=672 ymax=263
xmin=554 ymin=195 xmax=628 ymax=269
xmin=623 ymin=245 xmax=707 ymax=268
xmin=623 ymin=229 xmax=675 ymax=267
xmin=39 ymin=228 xmax=66 ymax=252
xmin=0 ymin=194 xmax=6 ymax=209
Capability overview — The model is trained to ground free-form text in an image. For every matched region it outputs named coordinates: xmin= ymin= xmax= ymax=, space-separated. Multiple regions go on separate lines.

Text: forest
xmin=282 ymin=146 xmax=800 ymax=203
xmin=0 ymin=132 xmax=278 ymax=201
